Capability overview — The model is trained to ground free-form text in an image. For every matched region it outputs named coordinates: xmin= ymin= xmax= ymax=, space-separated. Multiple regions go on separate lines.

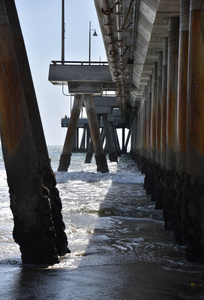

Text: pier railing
xmin=51 ymin=60 xmax=109 ymax=66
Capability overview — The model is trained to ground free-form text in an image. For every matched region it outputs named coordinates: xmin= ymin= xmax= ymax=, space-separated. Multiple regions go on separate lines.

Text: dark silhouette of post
xmin=84 ymin=94 xmax=109 ymax=172
xmin=58 ymin=94 xmax=83 ymax=171
xmin=0 ymin=0 xmax=69 ymax=264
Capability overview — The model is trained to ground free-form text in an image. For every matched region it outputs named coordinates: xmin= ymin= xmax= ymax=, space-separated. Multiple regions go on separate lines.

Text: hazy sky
xmin=15 ymin=0 xmax=107 ymax=145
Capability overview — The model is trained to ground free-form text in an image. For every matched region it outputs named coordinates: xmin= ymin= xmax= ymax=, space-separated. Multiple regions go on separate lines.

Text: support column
xmin=174 ymin=0 xmax=190 ymax=245
xmin=86 ymin=127 xmax=91 ymax=152
xmin=122 ymin=127 xmax=126 ymax=153
xmin=145 ymin=65 xmax=157 ymax=196
xmin=143 ymin=77 xmax=152 ymax=193
xmin=146 ymin=78 xmax=152 ymax=160
xmin=156 ymin=52 xmax=163 ymax=165
xmin=58 ymin=94 xmax=82 ymax=172
xmin=0 ymin=0 xmax=62 ymax=264
xmin=151 ymin=55 xmax=163 ymax=208
xmin=150 ymin=64 xmax=157 ymax=162
xmin=184 ymin=0 xmax=204 ymax=262
xmin=102 ymin=114 xmax=118 ymax=162
xmin=166 ymin=17 xmax=180 ymax=171
xmin=164 ymin=17 xmax=179 ymax=229
xmin=109 ymin=122 xmax=121 ymax=155
xmin=136 ymin=105 xmax=143 ymax=166
xmin=177 ymin=0 xmax=190 ymax=174
xmin=84 ymin=95 xmax=109 ymax=173
xmin=80 ymin=127 xmax=86 ymax=151
xmin=130 ymin=117 xmax=136 ymax=155
xmin=142 ymin=92 xmax=147 ymax=159
xmin=6 ymin=0 xmax=69 ymax=258
xmin=124 ymin=129 xmax=131 ymax=152
xmin=85 ymin=138 xmax=94 ymax=163
xmin=161 ymin=38 xmax=168 ymax=169
xmin=152 ymin=53 xmax=164 ymax=208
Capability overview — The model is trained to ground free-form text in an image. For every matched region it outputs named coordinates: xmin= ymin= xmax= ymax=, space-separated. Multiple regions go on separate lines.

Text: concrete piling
xmin=174 ymin=0 xmax=190 ymax=245
xmin=58 ymin=94 xmax=83 ymax=172
xmin=0 ymin=0 xmax=69 ymax=264
xmin=161 ymin=37 xmax=168 ymax=170
xmin=163 ymin=17 xmax=179 ymax=230
xmin=84 ymin=94 xmax=109 ymax=173
xmin=102 ymin=114 xmax=118 ymax=162
xmin=183 ymin=0 xmax=204 ymax=262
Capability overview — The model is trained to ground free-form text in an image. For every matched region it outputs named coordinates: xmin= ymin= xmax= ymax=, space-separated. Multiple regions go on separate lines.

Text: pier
xmin=0 ymin=0 xmax=204 ymax=267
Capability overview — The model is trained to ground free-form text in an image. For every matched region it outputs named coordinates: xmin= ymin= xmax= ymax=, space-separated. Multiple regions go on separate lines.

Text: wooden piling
xmin=150 ymin=63 xmax=157 ymax=162
xmin=174 ymin=0 xmax=190 ymax=245
xmin=102 ymin=114 xmax=118 ymax=162
xmin=156 ymin=52 xmax=163 ymax=165
xmin=84 ymin=94 xmax=109 ymax=173
xmin=166 ymin=17 xmax=180 ymax=171
xmin=184 ymin=0 xmax=204 ymax=262
xmin=58 ymin=94 xmax=82 ymax=172
xmin=0 ymin=0 xmax=63 ymax=264
xmin=163 ymin=17 xmax=179 ymax=229
xmin=161 ymin=38 xmax=168 ymax=169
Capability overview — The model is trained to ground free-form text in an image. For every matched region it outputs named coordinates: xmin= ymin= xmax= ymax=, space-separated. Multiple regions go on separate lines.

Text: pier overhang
xmin=48 ymin=62 xmax=115 ymax=95
xmin=94 ymin=0 xmax=180 ymax=114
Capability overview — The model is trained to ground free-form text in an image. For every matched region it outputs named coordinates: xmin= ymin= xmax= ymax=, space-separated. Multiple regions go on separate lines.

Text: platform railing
xmin=51 ymin=60 xmax=109 ymax=66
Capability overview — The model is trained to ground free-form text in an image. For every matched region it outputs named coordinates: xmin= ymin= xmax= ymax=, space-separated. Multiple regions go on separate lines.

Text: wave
xmin=55 ymin=170 xmax=144 ymax=185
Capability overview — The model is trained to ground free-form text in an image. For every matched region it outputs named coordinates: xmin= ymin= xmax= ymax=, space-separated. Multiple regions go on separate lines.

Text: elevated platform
xmin=48 ymin=61 xmax=116 ymax=94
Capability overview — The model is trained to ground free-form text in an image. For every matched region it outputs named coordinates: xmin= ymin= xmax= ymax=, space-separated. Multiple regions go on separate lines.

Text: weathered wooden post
xmin=4 ymin=0 xmax=69 ymax=257
xmin=151 ymin=52 xmax=163 ymax=209
xmin=145 ymin=65 xmax=157 ymax=197
xmin=150 ymin=63 xmax=157 ymax=162
xmin=184 ymin=0 xmax=204 ymax=262
xmin=0 ymin=0 xmax=69 ymax=264
xmin=143 ymin=77 xmax=152 ymax=193
xmin=84 ymin=94 xmax=109 ymax=172
xmin=135 ymin=104 xmax=143 ymax=166
xmin=174 ymin=0 xmax=189 ymax=245
xmin=163 ymin=17 xmax=179 ymax=230
xmin=142 ymin=91 xmax=147 ymax=161
xmin=102 ymin=114 xmax=118 ymax=162
xmin=85 ymin=139 xmax=94 ymax=163
xmin=58 ymin=94 xmax=83 ymax=171
xmin=161 ymin=38 xmax=168 ymax=170
xmin=109 ymin=122 xmax=121 ymax=156
xmin=156 ymin=52 xmax=163 ymax=166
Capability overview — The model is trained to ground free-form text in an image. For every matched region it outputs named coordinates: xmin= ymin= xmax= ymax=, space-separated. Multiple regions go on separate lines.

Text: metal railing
xmin=51 ymin=60 xmax=109 ymax=66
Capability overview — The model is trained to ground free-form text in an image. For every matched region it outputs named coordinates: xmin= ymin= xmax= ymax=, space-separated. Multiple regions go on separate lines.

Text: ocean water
xmin=0 ymin=146 xmax=204 ymax=299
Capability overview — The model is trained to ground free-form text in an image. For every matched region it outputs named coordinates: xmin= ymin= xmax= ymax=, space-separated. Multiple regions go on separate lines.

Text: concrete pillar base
xmin=109 ymin=152 xmax=118 ymax=162
xmin=141 ymin=157 xmax=165 ymax=210
xmin=163 ymin=169 xmax=177 ymax=230
xmin=151 ymin=164 xmax=165 ymax=210
xmin=58 ymin=154 xmax=72 ymax=172
xmin=181 ymin=175 xmax=204 ymax=263
xmin=173 ymin=172 xmax=186 ymax=245
xmin=85 ymin=152 xmax=93 ymax=164
xmin=95 ymin=154 xmax=109 ymax=173
xmin=12 ymin=192 xmax=59 ymax=265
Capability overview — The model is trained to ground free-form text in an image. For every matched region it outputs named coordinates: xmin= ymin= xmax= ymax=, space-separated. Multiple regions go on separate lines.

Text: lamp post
xmin=61 ymin=0 xmax=65 ymax=64
xmin=89 ymin=21 xmax=98 ymax=64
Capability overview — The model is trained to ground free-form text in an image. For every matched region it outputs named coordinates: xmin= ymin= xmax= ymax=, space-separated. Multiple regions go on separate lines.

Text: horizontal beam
xmin=49 ymin=64 xmax=113 ymax=84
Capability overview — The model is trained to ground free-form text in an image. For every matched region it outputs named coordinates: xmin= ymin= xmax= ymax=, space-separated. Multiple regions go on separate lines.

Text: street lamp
xmin=61 ymin=0 xmax=65 ymax=64
xmin=89 ymin=21 xmax=98 ymax=64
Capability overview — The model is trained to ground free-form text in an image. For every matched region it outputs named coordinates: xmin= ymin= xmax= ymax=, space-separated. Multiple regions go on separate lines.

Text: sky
xmin=15 ymin=0 xmax=107 ymax=145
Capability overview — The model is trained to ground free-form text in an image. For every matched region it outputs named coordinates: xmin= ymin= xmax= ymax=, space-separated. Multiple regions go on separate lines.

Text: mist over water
xmin=0 ymin=146 xmax=204 ymax=299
